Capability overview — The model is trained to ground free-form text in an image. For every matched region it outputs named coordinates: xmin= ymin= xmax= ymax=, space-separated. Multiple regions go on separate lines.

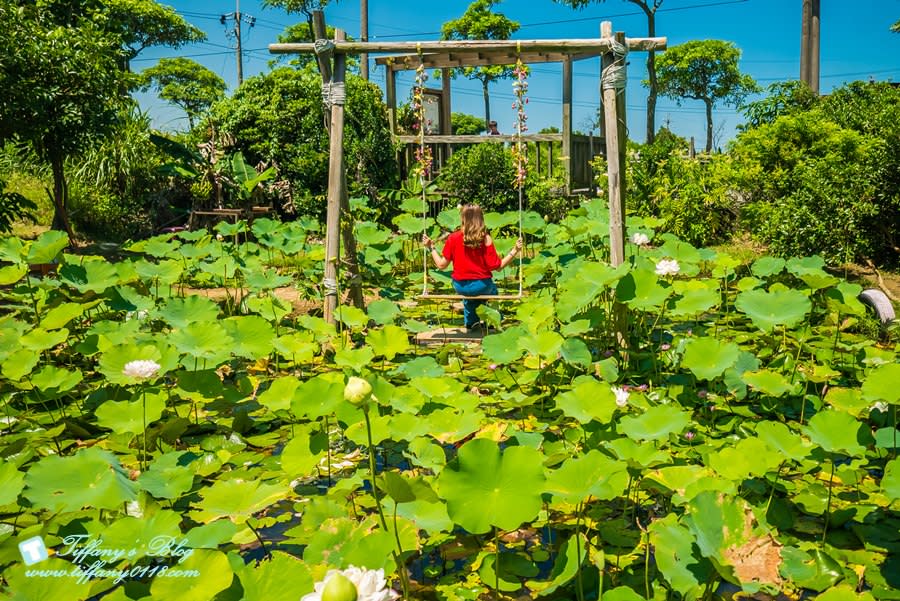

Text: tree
xmin=451 ymin=113 xmax=487 ymax=135
xmin=892 ymin=18 xmax=899 ymax=32
xmin=739 ymin=80 xmax=818 ymax=130
xmin=141 ymin=58 xmax=227 ymax=129
xmin=554 ymin=0 xmax=663 ymax=143
xmin=441 ymin=0 xmax=520 ymax=128
xmin=0 ymin=2 xmax=130 ymax=237
xmin=653 ymin=40 xmax=759 ymax=152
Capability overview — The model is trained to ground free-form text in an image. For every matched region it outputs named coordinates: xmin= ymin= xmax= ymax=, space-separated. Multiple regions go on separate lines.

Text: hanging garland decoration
xmin=413 ymin=45 xmax=435 ymax=296
xmin=510 ymin=45 xmax=529 ymax=295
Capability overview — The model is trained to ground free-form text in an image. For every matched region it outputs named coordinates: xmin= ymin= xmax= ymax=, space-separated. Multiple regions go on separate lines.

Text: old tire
xmin=858 ymin=288 xmax=896 ymax=324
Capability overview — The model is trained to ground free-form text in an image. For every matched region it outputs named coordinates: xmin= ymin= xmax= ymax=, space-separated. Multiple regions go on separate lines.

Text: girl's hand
xmin=515 ymin=238 xmax=523 ymax=252
xmin=421 ymin=234 xmax=433 ymax=249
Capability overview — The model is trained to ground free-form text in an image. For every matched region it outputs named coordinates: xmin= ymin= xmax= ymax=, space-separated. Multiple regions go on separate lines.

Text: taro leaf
xmin=334 ymin=346 xmax=375 ymax=372
xmin=171 ymin=321 xmax=233 ymax=364
xmin=0 ymin=459 xmax=25 ymax=505
xmin=862 ymin=364 xmax=900 ymax=404
xmin=554 ymin=376 xmax=618 ymax=424
xmin=735 ymin=288 xmax=812 ymax=332
xmin=258 ymin=376 xmax=299 ymax=413
xmin=560 ymin=338 xmax=592 ymax=368
xmin=98 ymin=342 xmax=179 ymax=385
xmin=2 ymin=558 xmax=93 ymax=600
xmin=58 ymin=259 xmax=121 ymax=293
xmin=482 ymin=325 xmax=527 ymax=364
xmin=237 ymin=550 xmax=314 ymax=601
xmin=708 ymin=437 xmax=783 ymax=480
xmin=544 ymin=450 xmax=629 ymax=504
xmin=435 ymin=438 xmax=545 ymax=534
xmin=158 ymin=295 xmax=220 ymax=329
xmin=367 ymin=299 xmax=401 ymax=324
xmin=336 ymin=305 xmax=369 ymax=329
xmin=616 ymin=268 xmax=671 ymax=311
xmin=750 ymin=256 xmax=785 ymax=278
xmin=648 ymin=514 xmax=712 ymax=596
xmin=0 ymin=264 xmax=26 ymax=285
xmin=527 ymin=534 xmax=587 ymax=597
xmin=148 ymin=549 xmax=233 ymax=601
xmin=95 ymin=391 xmax=167 ymax=434
xmin=24 ymin=446 xmax=137 ymax=512
xmin=293 ymin=372 xmax=344 ymax=419
xmin=521 ymin=330 xmax=564 ymax=360
xmin=394 ymin=356 xmax=445 ymax=378
xmin=682 ymin=337 xmax=740 ymax=381
xmin=25 ymin=230 xmax=68 ymax=264
xmin=40 ymin=302 xmax=84 ymax=330
xmin=281 ymin=425 xmax=328 ymax=477
xmin=883 ymin=457 xmax=900 ymax=501
xmin=193 ymin=479 xmax=288 ymax=524
xmin=779 ymin=546 xmax=844 ymax=592
xmin=21 ymin=327 xmax=68 ymax=352
xmin=223 ymin=315 xmax=275 ymax=360
xmin=619 ymin=404 xmax=690 ymax=442
xmin=804 ymin=410 xmax=872 ymax=456
xmin=741 ymin=369 xmax=798 ymax=397
xmin=393 ymin=213 xmax=431 ymax=234
xmin=30 ymin=365 xmax=82 ymax=394
xmin=138 ymin=451 xmax=197 ymax=499
xmin=2 ymin=348 xmax=39 ymax=381
xmin=366 ymin=325 xmax=410 ymax=360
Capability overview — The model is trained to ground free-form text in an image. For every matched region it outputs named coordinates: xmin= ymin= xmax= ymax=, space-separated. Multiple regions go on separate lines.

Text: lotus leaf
xmin=366 ymin=299 xmax=400 ymax=324
xmin=148 ymin=549 xmax=234 ymax=601
xmin=670 ymin=279 xmax=720 ymax=316
xmin=524 ymin=533 xmax=586 ymax=596
xmin=779 ymin=546 xmax=844 ymax=592
xmin=544 ymin=450 xmax=628 ymax=504
xmin=303 ymin=515 xmax=417 ymax=572
xmin=741 ymin=369 xmax=798 ymax=397
xmin=2 ymin=348 xmax=39 ymax=381
xmin=754 ymin=422 xmax=808 ymax=461
xmin=258 ymin=376 xmax=300 ymax=413
xmin=393 ymin=213 xmax=431 ymax=234
xmin=735 ymin=288 xmax=811 ymax=332
xmin=134 ymin=258 xmax=184 ymax=285
xmin=616 ymin=268 xmax=671 ymax=311
xmin=24 ymin=447 xmax=137 ymax=512
xmin=293 ymin=372 xmax=344 ymax=419
xmin=273 ymin=333 xmax=317 ymax=364
xmin=366 ymin=325 xmax=410 ymax=360
xmin=30 ymin=365 xmax=82 ymax=394
xmin=605 ymin=437 xmax=671 ymax=468
xmin=751 ymin=256 xmax=785 ymax=278
xmin=334 ymin=346 xmax=376 ymax=372
xmin=1 ymin=558 xmax=93 ymax=601
xmin=95 ymin=391 xmax=167 ymax=434
xmin=436 ymin=438 xmax=545 ymax=534
xmin=335 ymin=305 xmax=368 ymax=329
xmin=237 ymin=550 xmax=314 ymax=601
xmin=171 ymin=321 xmax=233 ymax=365
xmin=804 ymin=410 xmax=872 ymax=456
xmin=883 ymin=457 xmax=900 ymax=501
xmin=682 ymin=337 xmax=740 ymax=381
xmin=25 ymin=230 xmax=68 ymax=264
xmin=20 ymin=327 xmax=68 ymax=352
xmin=482 ymin=325 xmax=527 ymax=364
xmin=0 ymin=264 xmax=26 ymax=285
xmin=405 ymin=436 xmax=447 ymax=472
xmin=138 ymin=451 xmax=197 ymax=499
xmin=420 ymin=407 xmax=484 ymax=443
xmin=560 ymin=338 xmax=592 ymax=368
xmin=39 ymin=302 xmax=84 ymax=330
xmin=479 ymin=551 xmax=539 ymax=592
xmin=193 ymin=479 xmax=288 ymax=524
xmin=59 ymin=258 xmax=121 ymax=293
xmin=280 ymin=424 xmax=328 ymax=476
xmin=0 ymin=460 xmax=25 ymax=505
xmin=99 ymin=342 xmax=179 ymax=385
xmin=223 ymin=316 xmax=275 ymax=360
xmin=648 ymin=514 xmax=712 ymax=596
xmin=91 ymin=509 xmax=183 ymax=560
xmin=521 ymin=330 xmax=564 ymax=360
xmin=619 ymin=404 xmax=690 ymax=442
xmin=861 ymin=363 xmax=900 ymax=404
xmin=554 ymin=377 xmax=619 ymax=424
xmin=708 ymin=437 xmax=782 ymax=480
xmin=394 ymin=356 xmax=445 ymax=378
xmin=603 ymin=587 xmax=647 ymax=601
xmin=824 ymin=387 xmax=870 ymax=418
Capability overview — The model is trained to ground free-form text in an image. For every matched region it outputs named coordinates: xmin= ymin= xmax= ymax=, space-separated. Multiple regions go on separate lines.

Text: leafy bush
xmin=0 ymin=179 xmax=37 ymax=233
xmin=524 ymin=173 xmax=573 ymax=222
xmin=437 ymin=143 xmax=516 ymax=211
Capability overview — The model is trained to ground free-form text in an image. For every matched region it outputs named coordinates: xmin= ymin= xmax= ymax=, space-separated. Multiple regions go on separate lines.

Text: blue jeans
xmin=452 ymin=278 xmax=498 ymax=327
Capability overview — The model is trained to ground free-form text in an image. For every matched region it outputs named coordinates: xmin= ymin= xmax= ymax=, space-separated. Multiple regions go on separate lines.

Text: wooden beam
xmin=376 ymin=50 xmax=603 ymax=71
xmin=271 ymin=37 xmax=667 ymax=56
xmin=395 ymin=133 xmax=562 ymax=144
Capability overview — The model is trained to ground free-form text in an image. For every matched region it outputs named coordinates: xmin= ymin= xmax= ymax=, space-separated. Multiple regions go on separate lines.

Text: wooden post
xmin=562 ymin=56 xmax=573 ymax=194
xmin=441 ymin=67 xmax=453 ymax=161
xmin=312 ymin=11 xmax=332 ymax=84
xmin=385 ymin=68 xmax=397 ymax=134
xmin=809 ymin=0 xmax=820 ymax=95
xmin=360 ymin=0 xmax=369 ymax=80
xmin=322 ymin=35 xmax=346 ymax=323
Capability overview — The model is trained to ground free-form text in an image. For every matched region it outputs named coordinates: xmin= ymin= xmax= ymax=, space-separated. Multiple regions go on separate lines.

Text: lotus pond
xmin=0 ymin=201 xmax=898 ymax=601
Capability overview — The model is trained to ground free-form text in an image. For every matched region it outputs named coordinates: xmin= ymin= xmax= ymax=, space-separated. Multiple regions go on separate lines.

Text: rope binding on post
xmin=601 ymin=37 xmax=628 ymax=92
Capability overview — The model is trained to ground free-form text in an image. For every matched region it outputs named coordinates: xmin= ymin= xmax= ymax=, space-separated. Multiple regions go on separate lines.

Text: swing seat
xmin=418 ymin=293 xmax=523 ymax=300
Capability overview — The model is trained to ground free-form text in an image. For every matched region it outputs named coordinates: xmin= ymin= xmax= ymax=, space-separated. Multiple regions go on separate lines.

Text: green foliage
xmin=141 ymin=58 xmax=226 ymax=128
xmin=653 ymin=40 xmax=759 ymax=152
xmin=740 ymin=80 xmax=819 ymax=130
xmin=437 ymin=144 xmax=517 ymax=211
xmin=209 ymin=67 xmax=396 ymax=219
xmin=524 ymin=173 xmax=572 ymax=222
xmin=451 ymin=112 xmax=487 ymax=135
xmin=0 ymin=179 xmax=37 ymax=234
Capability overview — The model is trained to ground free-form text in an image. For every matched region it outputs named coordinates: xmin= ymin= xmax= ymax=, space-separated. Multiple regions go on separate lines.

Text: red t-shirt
xmin=442 ymin=230 xmax=501 ymax=280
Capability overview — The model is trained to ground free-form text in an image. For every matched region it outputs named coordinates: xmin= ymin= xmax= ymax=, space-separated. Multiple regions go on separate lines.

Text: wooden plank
xmin=394 ymin=133 xmax=562 ymax=144
xmin=419 ymin=294 xmax=523 ymax=300
xmin=271 ymin=37 xmax=666 ymax=55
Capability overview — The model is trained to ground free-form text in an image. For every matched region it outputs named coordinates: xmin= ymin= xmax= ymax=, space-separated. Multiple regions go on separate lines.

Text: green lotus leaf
xmin=682 ymin=337 xmax=740 ymax=381
xmin=521 ymin=330 xmax=564 ymax=360
xmin=90 ymin=509 xmax=182 ymax=560
xmin=813 ymin=586 xmax=876 ymax=601
xmin=824 ymin=281 xmax=866 ymax=316
xmin=823 ymin=387 xmax=870 ymax=418
xmin=605 ymin=437 xmax=671 ymax=468
xmin=437 ymin=207 xmax=462 ymax=231
xmin=149 ymin=549 xmax=234 ymax=601
xmin=334 ymin=346 xmax=375 ymax=372
xmin=544 ymin=450 xmax=629 ymax=504
xmin=24 ymin=446 xmax=138 ymax=512
xmin=861 ymin=363 xmax=900 ymax=404
xmin=130 ymin=234 xmax=181 ymax=257
xmin=436 ymin=438 xmax=545 ymax=534
xmin=556 ymin=261 xmax=620 ymax=322
xmin=750 ymin=256 xmax=785 ymax=278
xmin=183 ymin=520 xmax=240 ymax=549
xmin=619 ymin=404 xmax=690 ymax=442
xmin=648 ymin=514 xmax=712 ymax=597
xmin=21 ymin=327 xmax=68 ymax=352
xmin=1 ymin=558 xmax=93 ymax=601
xmin=134 ymin=258 xmax=184 ymax=285
xmin=393 ymin=213 xmax=431 ymax=234
xmin=40 ymin=302 xmax=85 ymax=330
xmin=388 ymin=495 xmax=453 ymax=535
xmin=779 ymin=546 xmax=844 ymax=593
xmin=394 ymin=356 xmax=445 ymax=378
xmin=515 ymin=297 xmax=556 ymax=331
xmin=616 ymin=268 xmax=671 ymax=311
xmin=554 ymin=376 xmax=618 ymax=424
xmin=244 ymin=269 xmax=293 ymax=291
xmin=0 ymin=459 xmax=25 ymax=505
xmin=293 ymin=372 xmax=344 ymax=419
xmin=603 ymin=587 xmax=648 ymax=601
xmin=366 ymin=299 xmax=401 ymax=324
xmin=786 ymin=256 xmax=838 ymax=290
xmin=95 ymin=391 xmax=167 ymax=434
xmin=754 ymin=422 xmax=808 ymax=462
xmin=0 ymin=236 xmax=25 ymax=264
xmin=193 ymin=479 xmax=288 ymax=524
xmin=804 ymin=410 xmax=872 ymax=456
xmin=335 ymin=305 xmax=368 ymax=329
xmin=742 ymin=369 xmax=798 ymax=397
xmin=483 ymin=211 xmax=517 ymax=230
xmin=560 ymin=338 xmax=592 ymax=368
xmin=223 ymin=315 xmax=275 ymax=360
xmin=258 ymin=376 xmax=299 ymax=413
xmin=708 ymin=437 xmax=783 ymax=480
xmin=138 ymin=451 xmax=197 ymax=499
xmin=58 ymin=258 xmax=121 ymax=293
xmin=245 ymin=294 xmax=292 ymax=321
xmin=476 ymin=304 xmax=502 ymax=329
xmin=303 ymin=515 xmax=417 ymax=572
xmin=411 ymin=376 xmax=466 ymax=400
xmin=670 ymin=279 xmax=720 ymax=317
xmin=98 ymin=342 xmax=179 ymax=385
xmin=882 ymin=457 xmax=900 ymax=501
xmin=521 ymin=211 xmax=546 ymax=233
xmin=355 ymin=220 xmax=392 ymax=245
xmin=735 ymin=288 xmax=811 ymax=332
xmin=0 ymin=264 xmax=27 ymax=285
xmin=30 ymin=365 xmax=82 ymax=393
xmin=379 ymin=471 xmax=439 ymax=505
xmin=366 ymin=325 xmax=410 ymax=360
xmin=523 ymin=533 xmax=586 ymax=596
xmin=26 ymin=230 xmax=68 ymax=264
xmin=237 ymin=550 xmax=314 ymax=601
xmin=171 ymin=321 xmax=233 ymax=365
xmin=273 ymin=333 xmax=317 ymax=364
xmin=684 ymin=491 xmax=753 ymax=572
xmin=405 ymin=436 xmax=447 ymax=472
xmin=482 ymin=325 xmax=527 ymax=364
xmin=158 ymin=295 xmax=221 ymax=329
xmin=479 ymin=551 xmax=539 ymax=592
xmin=387 ymin=412 xmax=433 ymax=441
xmin=280 ymin=424 xmax=328 ymax=477
xmin=2 ymin=348 xmax=39 ymax=381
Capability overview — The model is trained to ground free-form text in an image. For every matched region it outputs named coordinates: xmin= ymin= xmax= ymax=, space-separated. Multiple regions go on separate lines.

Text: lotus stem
xmin=141 ymin=385 xmax=147 ymax=472
xmin=575 ymin=503 xmax=585 ymax=601
xmin=822 ymin=459 xmax=835 ymax=543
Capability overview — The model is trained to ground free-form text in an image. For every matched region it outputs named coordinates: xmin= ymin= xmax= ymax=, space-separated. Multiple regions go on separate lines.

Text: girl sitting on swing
xmin=421 ymin=204 xmax=523 ymax=331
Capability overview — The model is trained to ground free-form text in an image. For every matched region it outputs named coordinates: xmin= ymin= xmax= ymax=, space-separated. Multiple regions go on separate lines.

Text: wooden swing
xmin=417 ymin=51 xmax=527 ymax=302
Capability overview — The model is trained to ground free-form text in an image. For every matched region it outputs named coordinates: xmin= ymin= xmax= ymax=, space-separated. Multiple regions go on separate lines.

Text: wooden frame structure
xmin=269 ymin=21 xmax=665 ymax=324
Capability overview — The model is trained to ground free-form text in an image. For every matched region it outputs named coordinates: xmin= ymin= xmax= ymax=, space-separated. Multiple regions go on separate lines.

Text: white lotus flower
xmin=655 ymin=258 xmax=680 ymax=276
xmin=612 ymin=386 xmax=629 ymax=408
xmin=871 ymin=401 xmax=889 ymax=414
xmin=630 ymin=232 xmax=650 ymax=246
xmin=302 ymin=565 xmax=398 ymax=601
xmin=122 ymin=359 xmax=161 ymax=380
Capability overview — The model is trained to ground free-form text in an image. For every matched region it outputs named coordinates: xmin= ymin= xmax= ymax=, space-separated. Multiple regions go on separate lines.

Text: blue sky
xmin=134 ymin=0 xmax=900 ymax=146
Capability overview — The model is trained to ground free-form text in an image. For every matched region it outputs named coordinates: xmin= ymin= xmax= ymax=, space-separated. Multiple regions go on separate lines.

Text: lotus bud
xmin=344 ymin=376 xmax=373 ymax=407
xmin=321 ymin=573 xmax=358 ymax=601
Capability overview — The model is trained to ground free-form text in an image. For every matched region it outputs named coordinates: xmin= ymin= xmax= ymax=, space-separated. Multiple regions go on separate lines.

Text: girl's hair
xmin=460 ymin=204 xmax=487 ymax=248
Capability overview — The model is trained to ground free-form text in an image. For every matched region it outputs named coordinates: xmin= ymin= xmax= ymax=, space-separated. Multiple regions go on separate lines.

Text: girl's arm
xmin=499 ymin=238 xmax=524 ymax=269
xmin=422 ymin=234 xmax=451 ymax=269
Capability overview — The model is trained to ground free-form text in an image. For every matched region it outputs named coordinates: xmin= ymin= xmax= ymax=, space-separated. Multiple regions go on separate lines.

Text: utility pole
xmin=221 ymin=0 xmax=256 ymax=86
xmin=360 ymin=0 xmax=369 ymax=80
xmin=800 ymin=0 xmax=820 ymax=94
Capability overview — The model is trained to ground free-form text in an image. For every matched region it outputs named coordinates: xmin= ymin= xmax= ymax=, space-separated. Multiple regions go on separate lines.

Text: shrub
xmin=437 ymin=143 xmax=516 ymax=211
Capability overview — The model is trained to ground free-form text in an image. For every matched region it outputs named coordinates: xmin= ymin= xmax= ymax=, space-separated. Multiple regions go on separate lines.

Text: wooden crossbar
xmin=419 ymin=294 xmax=523 ymax=300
